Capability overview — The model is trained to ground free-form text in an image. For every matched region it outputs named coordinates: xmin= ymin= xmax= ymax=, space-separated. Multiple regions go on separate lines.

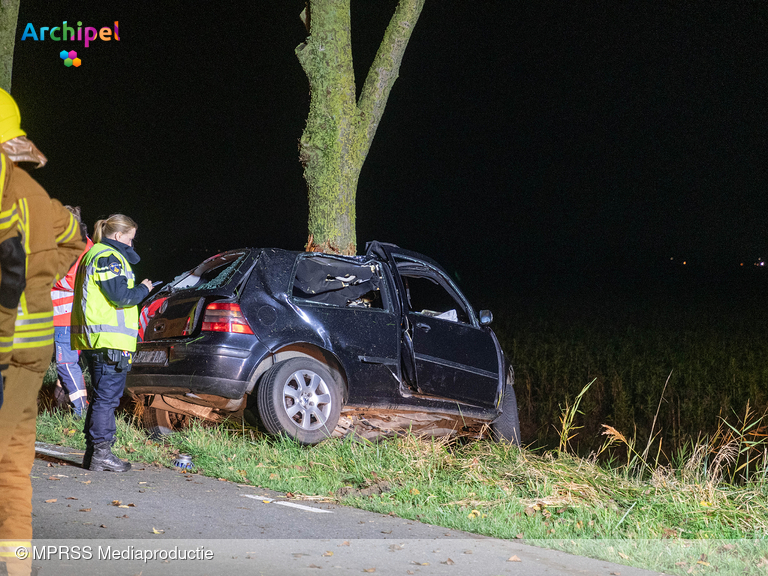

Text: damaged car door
xmin=290 ymin=254 xmax=402 ymax=404
xmin=394 ymin=258 xmax=500 ymax=409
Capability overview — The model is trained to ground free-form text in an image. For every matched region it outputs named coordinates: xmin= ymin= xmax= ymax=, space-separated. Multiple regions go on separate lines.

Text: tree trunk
xmin=0 ymin=0 xmax=20 ymax=93
xmin=297 ymin=0 xmax=425 ymax=255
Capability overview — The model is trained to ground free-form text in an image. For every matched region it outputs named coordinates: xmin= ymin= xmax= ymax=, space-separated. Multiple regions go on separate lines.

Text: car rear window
xmin=172 ymin=251 xmax=250 ymax=291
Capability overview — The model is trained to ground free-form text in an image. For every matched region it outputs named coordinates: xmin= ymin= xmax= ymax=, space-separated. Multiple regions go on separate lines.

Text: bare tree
xmin=297 ymin=0 xmax=425 ymax=255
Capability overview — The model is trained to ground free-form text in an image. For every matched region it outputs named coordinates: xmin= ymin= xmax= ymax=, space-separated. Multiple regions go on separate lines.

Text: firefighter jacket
xmin=52 ymin=237 xmax=93 ymax=326
xmin=71 ymin=239 xmax=149 ymax=352
xmin=0 ymin=154 xmax=86 ymax=371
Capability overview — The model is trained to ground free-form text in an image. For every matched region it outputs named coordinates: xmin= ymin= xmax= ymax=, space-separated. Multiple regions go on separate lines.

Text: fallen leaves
xmin=507 ymin=555 xmax=521 ymax=562
xmin=44 ymin=499 xmax=57 ymax=503
xmin=618 ymin=552 xmax=630 ymax=560
xmin=322 ymin=551 xmax=333 ymax=557
xmin=79 ymin=508 xmax=91 ymax=512
xmin=151 ymin=527 xmax=164 ymax=534
xmin=363 ymin=569 xmax=376 ymax=573
xmin=441 ymin=558 xmax=455 ymax=565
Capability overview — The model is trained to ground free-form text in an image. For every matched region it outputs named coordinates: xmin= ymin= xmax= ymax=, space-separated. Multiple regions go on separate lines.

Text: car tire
xmin=491 ymin=385 xmax=521 ymax=445
xmin=142 ymin=406 xmax=190 ymax=439
xmin=256 ymin=357 xmax=342 ymax=445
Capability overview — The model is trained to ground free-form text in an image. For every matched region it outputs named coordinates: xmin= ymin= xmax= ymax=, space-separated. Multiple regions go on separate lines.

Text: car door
xmin=395 ymin=259 xmax=499 ymax=409
xmin=289 ymin=253 xmax=402 ymax=405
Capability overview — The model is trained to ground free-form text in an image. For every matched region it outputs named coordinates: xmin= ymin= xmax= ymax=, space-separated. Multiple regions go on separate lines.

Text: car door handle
xmin=415 ymin=322 xmax=431 ymax=332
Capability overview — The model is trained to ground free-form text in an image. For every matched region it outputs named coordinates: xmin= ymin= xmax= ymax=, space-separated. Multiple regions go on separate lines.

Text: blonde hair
xmin=93 ymin=214 xmax=138 ymax=243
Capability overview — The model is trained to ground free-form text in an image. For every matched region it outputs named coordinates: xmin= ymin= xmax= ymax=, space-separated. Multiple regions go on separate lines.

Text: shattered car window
xmin=292 ymin=256 xmax=386 ymax=309
xmin=172 ymin=251 xmax=249 ymax=291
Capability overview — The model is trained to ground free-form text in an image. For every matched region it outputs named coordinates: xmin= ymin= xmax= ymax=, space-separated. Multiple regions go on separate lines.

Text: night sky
xmin=10 ymin=1 xmax=768 ymax=302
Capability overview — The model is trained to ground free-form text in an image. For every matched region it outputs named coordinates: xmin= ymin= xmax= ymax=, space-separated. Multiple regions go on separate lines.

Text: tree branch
xmin=356 ymin=0 xmax=425 ymax=161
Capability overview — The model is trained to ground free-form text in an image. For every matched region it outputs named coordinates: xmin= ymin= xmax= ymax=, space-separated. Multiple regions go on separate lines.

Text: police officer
xmin=0 ymin=88 xmax=86 ymax=576
xmin=71 ymin=214 xmax=152 ymax=472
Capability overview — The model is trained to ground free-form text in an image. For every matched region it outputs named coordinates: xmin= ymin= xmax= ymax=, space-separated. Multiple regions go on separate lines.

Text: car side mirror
xmin=478 ymin=310 xmax=493 ymax=326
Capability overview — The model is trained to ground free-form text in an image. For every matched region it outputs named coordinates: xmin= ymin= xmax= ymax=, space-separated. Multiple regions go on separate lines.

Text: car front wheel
xmin=491 ymin=385 xmax=521 ymax=446
xmin=256 ymin=357 xmax=342 ymax=445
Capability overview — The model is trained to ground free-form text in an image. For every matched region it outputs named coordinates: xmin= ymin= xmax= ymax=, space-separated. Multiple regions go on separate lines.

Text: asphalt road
xmin=27 ymin=442 xmax=663 ymax=576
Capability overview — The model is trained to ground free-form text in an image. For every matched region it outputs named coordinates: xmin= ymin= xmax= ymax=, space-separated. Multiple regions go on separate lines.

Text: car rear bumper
xmin=127 ymin=333 xmax=270 ymax=399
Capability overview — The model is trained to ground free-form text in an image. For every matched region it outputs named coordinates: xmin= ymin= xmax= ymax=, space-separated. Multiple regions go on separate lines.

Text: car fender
xmin=244 ymin=341 xmax=349 ymax=402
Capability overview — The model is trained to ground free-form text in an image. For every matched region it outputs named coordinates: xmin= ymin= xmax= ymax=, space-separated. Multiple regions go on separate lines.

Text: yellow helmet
xmin=0 ymin=89 xmax=26 ymax=143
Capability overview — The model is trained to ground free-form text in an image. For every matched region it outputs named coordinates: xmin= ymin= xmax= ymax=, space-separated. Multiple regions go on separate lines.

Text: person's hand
xmin=141 ymin=279 xmax=153 ymax=290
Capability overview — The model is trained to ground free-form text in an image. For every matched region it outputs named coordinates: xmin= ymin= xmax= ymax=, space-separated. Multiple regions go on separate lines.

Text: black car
xmin=127 ymin=241 xmax=519 ymax=445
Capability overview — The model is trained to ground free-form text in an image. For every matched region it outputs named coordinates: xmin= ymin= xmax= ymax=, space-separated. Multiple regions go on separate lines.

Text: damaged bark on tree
xmin=297 ymin=0 xmax=425 ymax=255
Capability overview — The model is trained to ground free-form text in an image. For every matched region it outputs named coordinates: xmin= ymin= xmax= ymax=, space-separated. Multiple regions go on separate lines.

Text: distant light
xmin=670 ymin=257 xmax=674 ymax=260
xmin=740 ymin=263 xmax=744 ymax=266
xmin=683 ymin=261 xmax=687 ymax=265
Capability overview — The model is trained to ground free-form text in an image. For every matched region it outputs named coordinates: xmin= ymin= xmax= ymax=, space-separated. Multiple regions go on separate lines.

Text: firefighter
xmin=0 ymin=88 xmax=86 ymax=576
xmin=71 ymin=214 xmax=153 ymax=472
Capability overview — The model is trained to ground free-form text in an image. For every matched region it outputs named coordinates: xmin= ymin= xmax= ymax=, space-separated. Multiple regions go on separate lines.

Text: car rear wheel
xmin=142 ymin=406 xmax=190 ymax=439
xmin=256 ymin=357 xmax=342 ymax=445
xmin=491 ymin=385 xmax=521 ymax=445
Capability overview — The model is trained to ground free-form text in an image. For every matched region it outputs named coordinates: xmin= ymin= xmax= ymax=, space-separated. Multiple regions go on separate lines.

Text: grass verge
xmin=36 ymin=410 xmax=768 ymax=575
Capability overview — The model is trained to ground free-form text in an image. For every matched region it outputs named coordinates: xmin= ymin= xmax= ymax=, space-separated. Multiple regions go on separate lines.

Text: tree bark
xmin=297 ymin=0 xmax=425 ymax=255
xmin=0 ymin=0 xmax=20 ymax=93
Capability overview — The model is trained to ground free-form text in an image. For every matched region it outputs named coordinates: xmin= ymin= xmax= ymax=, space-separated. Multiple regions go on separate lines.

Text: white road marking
xmin=34 ymin=444 xmax=84 ymax=458
xmin=241 ymin=494 xmax=332 ymax=514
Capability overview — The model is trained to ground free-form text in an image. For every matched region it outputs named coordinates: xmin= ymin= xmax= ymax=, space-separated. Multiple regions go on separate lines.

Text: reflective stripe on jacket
xmin=52 ymin=237 xmax=93 ymax=326
xmin=0 ymin=157 xmax=85 ymax=368
xmin=71 ymin=243 xmax=140 ymax=351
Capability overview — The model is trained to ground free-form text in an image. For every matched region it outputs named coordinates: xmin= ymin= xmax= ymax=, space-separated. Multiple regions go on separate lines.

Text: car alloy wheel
xmin=282 ymin=368 xmax=333 ymax=430
xmin=257 ymin=357 xmax=342 ymax=445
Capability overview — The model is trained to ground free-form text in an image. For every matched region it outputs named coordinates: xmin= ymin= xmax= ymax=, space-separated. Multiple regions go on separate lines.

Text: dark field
xmin=478 ymin=264 xmax=768 ymax=466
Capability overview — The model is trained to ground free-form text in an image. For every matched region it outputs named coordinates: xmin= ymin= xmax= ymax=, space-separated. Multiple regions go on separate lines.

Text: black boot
xmin=89 ymin=442 xmax=131 ymax=472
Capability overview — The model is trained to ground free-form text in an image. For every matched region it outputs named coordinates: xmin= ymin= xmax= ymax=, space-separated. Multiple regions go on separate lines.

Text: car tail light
xmin=201 ymin=302 xmax=253 ymax=334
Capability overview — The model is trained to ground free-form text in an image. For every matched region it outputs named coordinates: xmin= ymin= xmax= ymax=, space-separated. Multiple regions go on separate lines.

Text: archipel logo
xmin=60 ymin=50 xmax=81 ymax=68
xmin=21 ymin=21 xmax=120 ymax=68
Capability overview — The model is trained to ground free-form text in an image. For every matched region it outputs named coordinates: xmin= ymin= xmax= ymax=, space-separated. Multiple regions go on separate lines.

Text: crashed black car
xmin=126 ymin=242 xmax=519 ymax=446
